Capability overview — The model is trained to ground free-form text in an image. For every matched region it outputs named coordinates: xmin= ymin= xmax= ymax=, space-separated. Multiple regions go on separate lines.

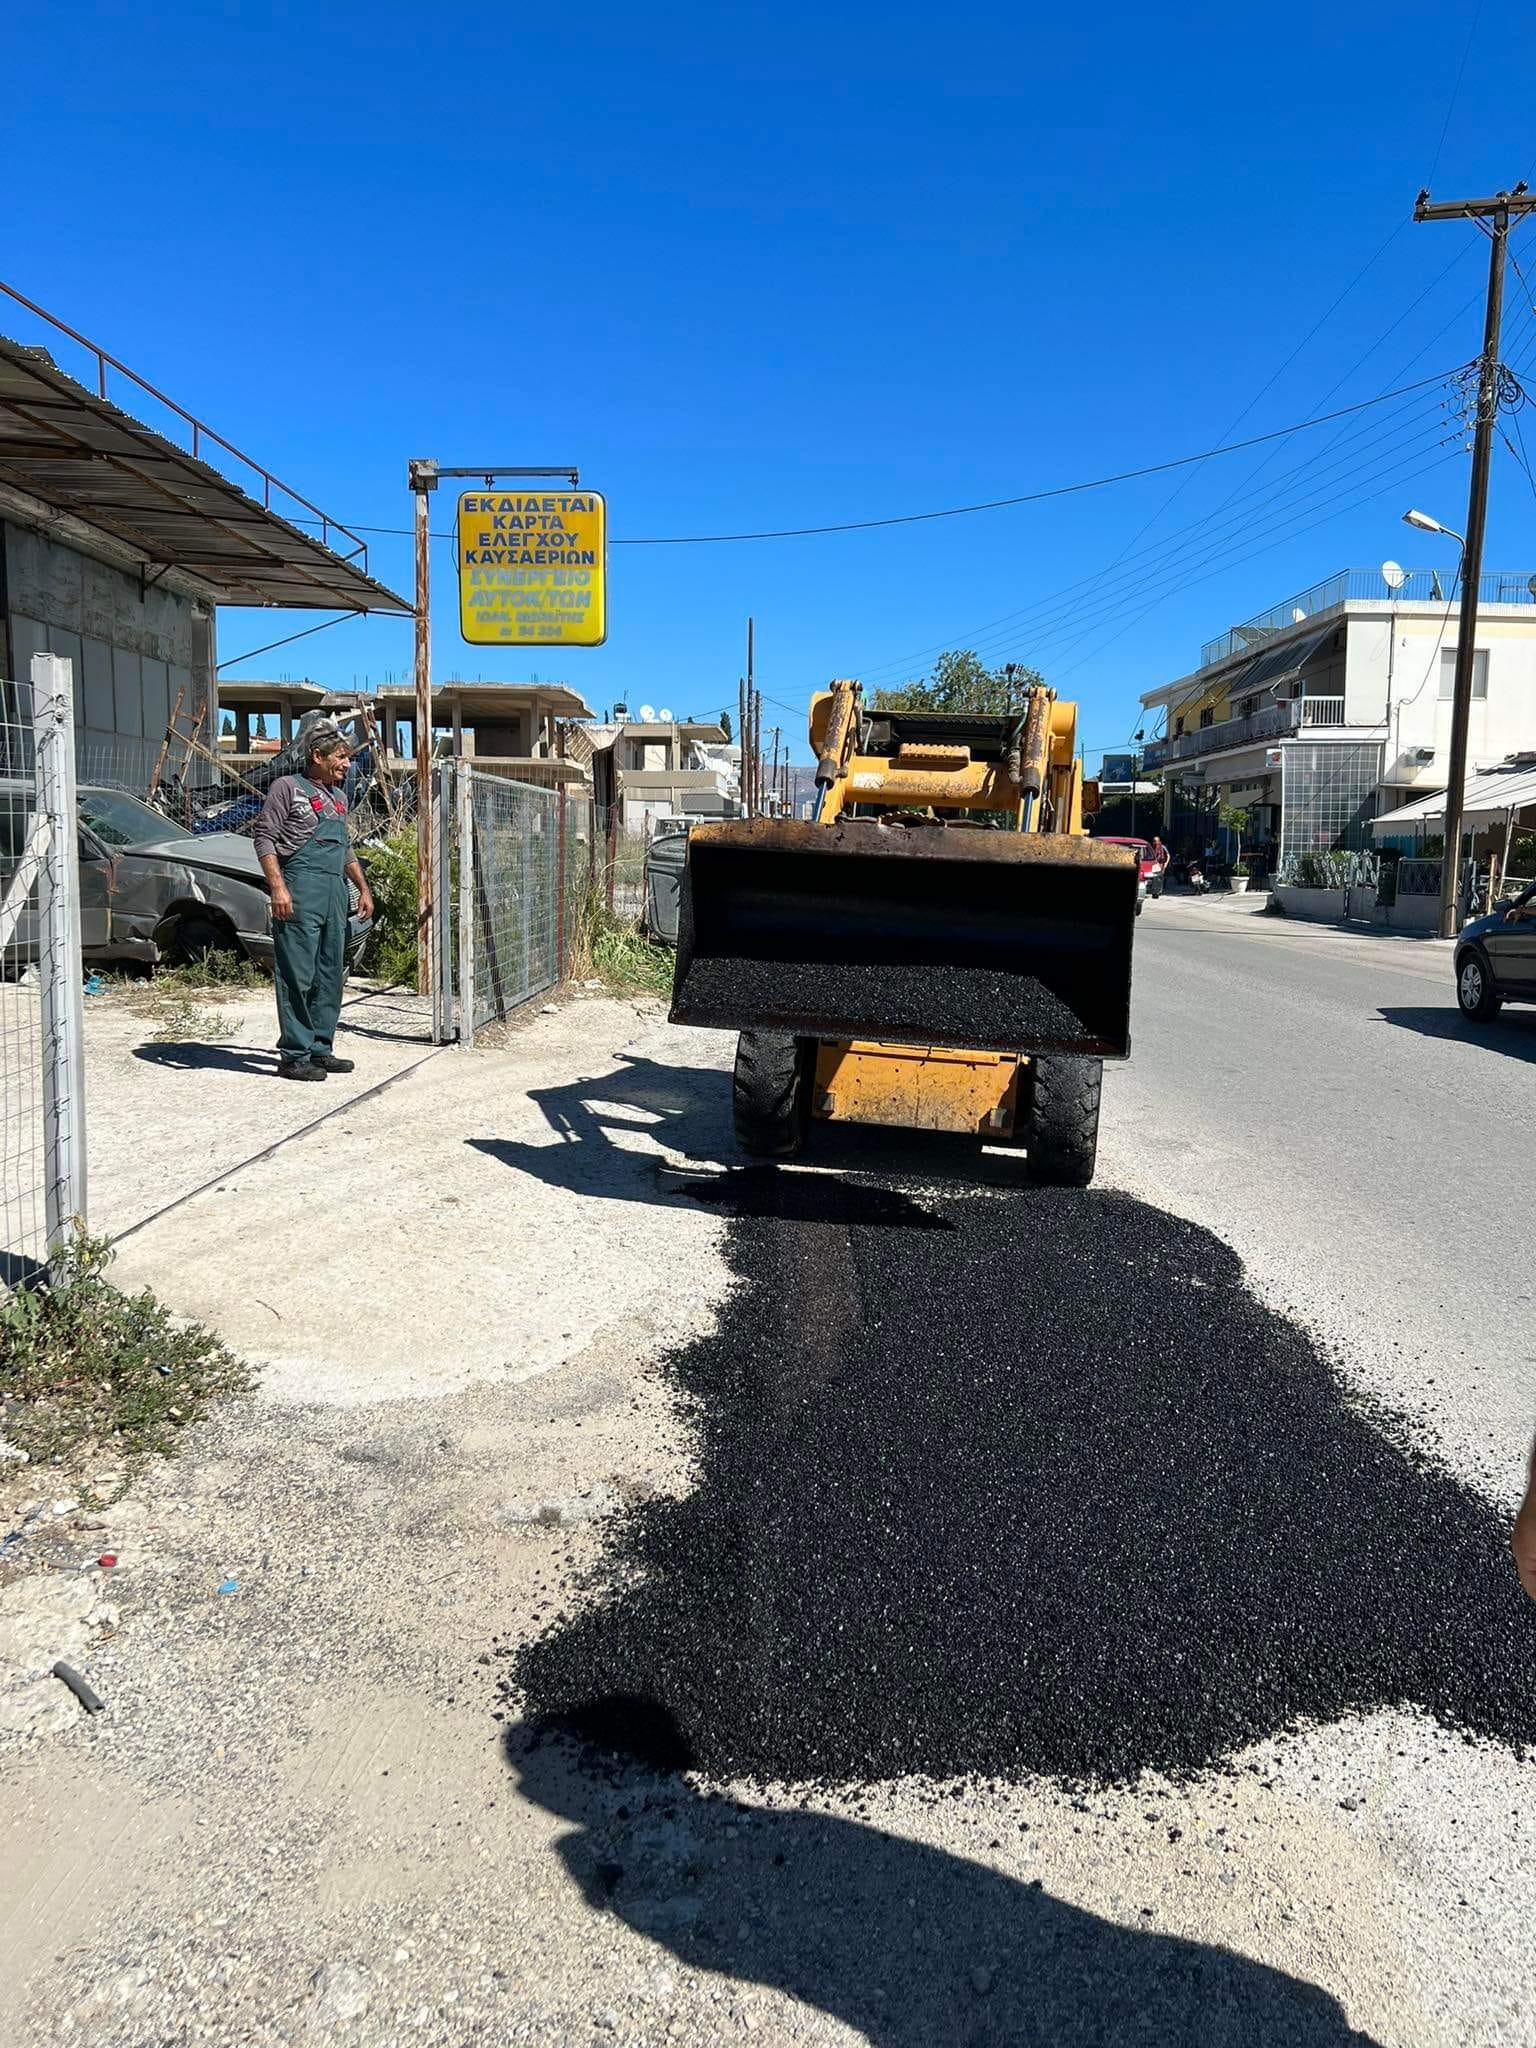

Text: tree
xmin=255 ymin=712 xmax=270 ymax=740
xmin=220 ymin=713 xmax=235 ymax=738
xmin=719 ymin=709 xmax=733 ymax=741
xmin=871 ymin=651 xmax=1043 ymax=717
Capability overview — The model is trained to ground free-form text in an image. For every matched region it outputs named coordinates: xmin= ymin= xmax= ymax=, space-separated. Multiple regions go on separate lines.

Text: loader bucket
xmin=671 ymin=819 xmax=1138 ymax=1058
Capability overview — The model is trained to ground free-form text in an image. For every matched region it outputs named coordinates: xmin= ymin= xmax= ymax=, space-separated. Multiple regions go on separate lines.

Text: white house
xmin=1139 ymin=566 xmax=1536 ymax=870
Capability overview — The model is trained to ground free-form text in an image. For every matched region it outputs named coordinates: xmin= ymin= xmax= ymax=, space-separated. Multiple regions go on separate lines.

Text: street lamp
xmin=1401 ymin=507 xmax=1472 ymax=931
xmin=1403 ymin=507 xmax=1466 ymax=545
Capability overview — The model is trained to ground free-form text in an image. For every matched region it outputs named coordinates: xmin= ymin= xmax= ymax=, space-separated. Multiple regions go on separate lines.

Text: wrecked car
xmin=0 ymin=780 xmax=372 ymax=969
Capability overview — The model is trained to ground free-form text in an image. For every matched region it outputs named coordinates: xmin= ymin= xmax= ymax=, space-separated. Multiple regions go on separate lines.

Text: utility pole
xmin=1414 ymin=180 xmax=1536 ymax=936
xmin=741 ymin=679 xmax=753 ymax=823
xmin=769 ymin=727 xmax=781 ymax=817
xmin=745 ymin=618 xmax=756 ymax=817
xmin=407 ymin=458 xmax=438 ymax=989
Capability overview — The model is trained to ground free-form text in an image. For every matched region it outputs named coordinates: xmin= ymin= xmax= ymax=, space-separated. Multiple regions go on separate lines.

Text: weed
xmin=150 ymin=997 xmax=235 ymax=1043
xmin=357 ymin=826 xmax=420 ymax=990
xmin=0 ymin=1233 xmax=251 ymax=1467
xmin=574 ymin=891 xmax=674 ymax=997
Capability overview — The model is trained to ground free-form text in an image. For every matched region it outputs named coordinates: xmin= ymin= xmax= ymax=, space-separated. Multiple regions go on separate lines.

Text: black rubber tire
xmin=732 ymin=1030 xmax=812 ymax=1158
xmin=1456 ymin=947 xmax=1502 ymax=1022
xmin=160 ymin=911 xmax=240 ymax=968
xmin=1024 ymin=1055 xmax=1103 ymax=1187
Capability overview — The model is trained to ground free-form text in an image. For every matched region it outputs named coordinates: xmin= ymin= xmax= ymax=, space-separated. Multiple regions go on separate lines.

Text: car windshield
xmin=77 ymin=787 xmax=193 ymax=849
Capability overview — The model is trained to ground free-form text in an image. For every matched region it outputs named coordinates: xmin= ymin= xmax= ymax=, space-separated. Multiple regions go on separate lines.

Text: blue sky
xmin=7 ymin=0 xmax=1535 ymax=763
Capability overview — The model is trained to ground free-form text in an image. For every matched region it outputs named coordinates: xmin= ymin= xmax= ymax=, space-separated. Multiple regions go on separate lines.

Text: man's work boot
xmin=279 ymin=1058 xmax=327 ymax=1082
xmin=309 ymin=1053 xmax=355 ymax=1074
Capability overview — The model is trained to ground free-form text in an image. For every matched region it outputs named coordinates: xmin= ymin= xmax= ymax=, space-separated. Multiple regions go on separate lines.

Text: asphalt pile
xmin=509 ymin=1171 xmax=1536 ymax=1786
xmin=675 ymin=955 xmax=1088 ymax=1048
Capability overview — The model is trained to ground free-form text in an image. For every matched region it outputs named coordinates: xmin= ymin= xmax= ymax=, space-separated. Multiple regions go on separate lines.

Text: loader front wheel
xmin=1024 ymin=1056 xmax=1102 ymax=1187
xmin=733 ymin=1030 xmax=812 ymax=1158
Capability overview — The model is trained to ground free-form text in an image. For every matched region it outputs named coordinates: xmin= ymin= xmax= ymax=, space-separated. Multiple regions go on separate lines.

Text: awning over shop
xmin=0 ymin=331 xmax=410 ymax=613
xmin=1372 ymin=760 xmax=1536 ymax=833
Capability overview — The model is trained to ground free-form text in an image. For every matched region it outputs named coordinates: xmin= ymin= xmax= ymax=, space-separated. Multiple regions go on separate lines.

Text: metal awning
xmin=0 ymin=331 xmax=409 ymax=614
xmin=1242 ymin=625 xmax=1334 ymax=694
xmin=1372 ymin=762 xmax=1536 ymax=833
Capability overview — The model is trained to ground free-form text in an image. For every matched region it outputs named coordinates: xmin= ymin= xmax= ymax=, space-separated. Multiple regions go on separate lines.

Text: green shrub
xmin=1 ymin=1234 xmax=250 ymax=1466
xmin=358 ymin=826 xmax=421 ymax=989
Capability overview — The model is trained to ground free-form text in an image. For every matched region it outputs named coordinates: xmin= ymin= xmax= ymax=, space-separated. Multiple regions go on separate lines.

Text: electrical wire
xmin=216 ymin=613 xmax=358 ymax=671
xmin=1424 ymin=0 xmax=1486 ymax=194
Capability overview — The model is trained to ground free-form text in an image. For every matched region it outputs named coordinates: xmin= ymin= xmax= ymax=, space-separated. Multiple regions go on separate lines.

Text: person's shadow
xmin=508 ymin=1701 xmax=1381 ymax=2047
xmin=132 ymin=1042 xmax=278 ymax=1074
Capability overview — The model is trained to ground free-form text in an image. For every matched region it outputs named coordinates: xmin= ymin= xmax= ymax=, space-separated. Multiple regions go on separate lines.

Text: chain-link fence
xmin=441 ymin=767 xmax=593 ymax=1041
xmin=1 ymin=657 xmax=88 ymax=1283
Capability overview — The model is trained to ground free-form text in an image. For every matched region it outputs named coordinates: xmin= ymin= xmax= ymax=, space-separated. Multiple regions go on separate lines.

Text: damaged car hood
xmin=131 ymin=832 xmax=265 ymax=886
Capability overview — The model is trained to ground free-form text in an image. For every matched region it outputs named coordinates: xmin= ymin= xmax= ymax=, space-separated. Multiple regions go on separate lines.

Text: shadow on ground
xmin=505 ymin=1709 xmax=1381 ymax=2047
xmin=467 ymin=1050 xmax=1039 ymax=1207
xmin=1377 ymin=1004 xmax=1536 ymax=1062
xmin=509 ymin=1170 xmax=1536 ymax=1786
xmin=132 ymin=1042 xmax=278 ymax=1074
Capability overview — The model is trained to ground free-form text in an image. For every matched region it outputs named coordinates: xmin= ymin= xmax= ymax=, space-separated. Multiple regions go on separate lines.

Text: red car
xmin=1097 ymin=836 xmax=1158 ymax=913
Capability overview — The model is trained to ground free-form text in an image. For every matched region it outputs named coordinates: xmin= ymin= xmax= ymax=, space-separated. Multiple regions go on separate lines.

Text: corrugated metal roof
xmin=0 ymin=334 xmax=410 ymax=613
xmin=1373 ymin=761 xmax=1536 ymax=831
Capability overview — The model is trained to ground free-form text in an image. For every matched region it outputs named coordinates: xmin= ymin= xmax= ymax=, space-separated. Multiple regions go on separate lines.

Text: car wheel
xmin=1456 ymin=948 xmax=1502 ymax=1022
xmin=160 ymin=910 xmax=240 ymax=968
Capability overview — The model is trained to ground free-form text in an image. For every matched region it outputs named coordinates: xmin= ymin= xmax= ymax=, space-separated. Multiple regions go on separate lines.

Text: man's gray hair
xmin=300 ymin=717 xmax=347 ymax=761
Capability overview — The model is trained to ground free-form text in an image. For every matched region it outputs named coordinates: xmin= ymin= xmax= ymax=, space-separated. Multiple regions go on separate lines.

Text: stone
xmin=307 ymin=1961 xmax=371 ymax=2028
xmin=0 ymin=1572 xmax=116 ymax=1681
xmin=0 ymin=1674 xmax=78 ymax=1736
xmin=970 ymin=1966 xmax=994 ymax=1996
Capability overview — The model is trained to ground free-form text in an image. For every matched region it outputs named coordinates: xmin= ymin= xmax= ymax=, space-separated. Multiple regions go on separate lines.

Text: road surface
xmin=2 ymin=902 xmax=1533 ymax=2048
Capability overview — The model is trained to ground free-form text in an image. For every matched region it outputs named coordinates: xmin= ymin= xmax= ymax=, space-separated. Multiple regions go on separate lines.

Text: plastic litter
xmin=217 ymin=1577 xmax=239 ymax=1595
xmin=98 ymin=1553 xmax=118 ymax=1569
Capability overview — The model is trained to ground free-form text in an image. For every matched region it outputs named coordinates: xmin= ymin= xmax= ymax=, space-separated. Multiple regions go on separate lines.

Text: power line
xmin=1424 ymin=0 xmax=1485 ymax=193
xmin=296 ymin=373 xmax=1457 ymax=553
xmin=216 ymin=613 xmax=356 ymax=671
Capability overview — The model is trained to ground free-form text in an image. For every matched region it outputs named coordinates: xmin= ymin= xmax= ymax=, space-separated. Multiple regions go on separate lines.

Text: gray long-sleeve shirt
xmin=252 ymin=776 xmax=350 ymax=864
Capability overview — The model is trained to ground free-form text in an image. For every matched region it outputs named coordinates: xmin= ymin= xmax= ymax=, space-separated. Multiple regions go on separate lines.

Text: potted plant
xmin=1218 ymin=803 xmax=1251 ymax=890
xmin=1231 ymin=859 xmax=1254 ymax=894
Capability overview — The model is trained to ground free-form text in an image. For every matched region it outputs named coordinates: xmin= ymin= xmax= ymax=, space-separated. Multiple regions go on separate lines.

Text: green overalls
xmin=274 ymin=776 xmax=349 ymax=1064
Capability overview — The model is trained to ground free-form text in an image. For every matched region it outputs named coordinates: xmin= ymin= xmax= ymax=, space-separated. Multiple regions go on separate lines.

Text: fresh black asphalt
xmin=510 ymin=1169 xmax=1536 ymax=1787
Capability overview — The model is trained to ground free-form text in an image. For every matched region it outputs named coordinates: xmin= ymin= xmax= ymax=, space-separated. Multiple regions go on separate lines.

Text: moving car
xmin=1096 ymin=835 xmax=1154 ymax=914
xmin=1455 ymin=880 xmax=1536 ymax=1020
xmin=0 ymin=780 xmax=371 ymax=969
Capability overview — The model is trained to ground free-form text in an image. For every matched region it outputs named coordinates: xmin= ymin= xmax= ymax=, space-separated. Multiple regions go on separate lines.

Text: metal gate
xmin=1 ymin=655 xmax=88 ymax=1281
xmin=438 ymin=764 xmax=595 ymax=1043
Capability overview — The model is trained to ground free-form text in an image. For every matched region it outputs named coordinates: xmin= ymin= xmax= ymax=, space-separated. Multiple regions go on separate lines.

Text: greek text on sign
xmin=456 ymin=489 xmax=607 ymax=647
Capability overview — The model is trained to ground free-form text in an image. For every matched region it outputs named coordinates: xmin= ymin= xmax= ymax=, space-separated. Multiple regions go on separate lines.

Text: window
xmin=1173 ymin=716 xmax=1185 ymax=737
xmin=77 ymin=786 xmax=191 ymax=848
xmin=1199 ymin=707 xmax=1214 ymax=729
xmin=1439 ymin=649 xmax=1489 ymax=700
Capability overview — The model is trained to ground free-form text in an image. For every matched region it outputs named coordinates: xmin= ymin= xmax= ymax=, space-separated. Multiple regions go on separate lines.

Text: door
xmin=1490 ymin=887 xmax=1536 ymax=991
xmin=76 ymin=827 xmax=113 ymax=954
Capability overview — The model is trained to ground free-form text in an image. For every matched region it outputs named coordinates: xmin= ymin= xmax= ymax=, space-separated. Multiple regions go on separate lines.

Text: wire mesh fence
xmin=0 ymin=658 xmax=87 ymax=1283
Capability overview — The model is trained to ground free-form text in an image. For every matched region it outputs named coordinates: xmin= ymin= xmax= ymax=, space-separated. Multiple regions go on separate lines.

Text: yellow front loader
xmin=669 ymin=679 xmax=1137 ymax=1185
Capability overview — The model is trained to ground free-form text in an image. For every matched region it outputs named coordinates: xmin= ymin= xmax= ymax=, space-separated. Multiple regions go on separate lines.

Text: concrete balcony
xmin=1145 ymin=696 xmax=1347 ymax=770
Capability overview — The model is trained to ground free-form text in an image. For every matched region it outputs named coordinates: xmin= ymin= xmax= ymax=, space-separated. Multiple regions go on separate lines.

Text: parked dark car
xmin=0 ymin=780 xmax=371 ymax=969
xmin=1454 ymin=880 xmax=1536 ymax=1020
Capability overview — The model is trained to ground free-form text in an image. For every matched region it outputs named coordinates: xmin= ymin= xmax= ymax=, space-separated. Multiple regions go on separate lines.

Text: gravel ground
xmin=1 ymin=921 xmax=1534 ymax=2048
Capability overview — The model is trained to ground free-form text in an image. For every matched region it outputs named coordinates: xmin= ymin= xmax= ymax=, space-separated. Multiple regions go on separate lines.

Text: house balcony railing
xmin=1143 ymin=695 xmax=1349 ymax=770
xmin=1198 ymin=567 xmax=1536 ymax=670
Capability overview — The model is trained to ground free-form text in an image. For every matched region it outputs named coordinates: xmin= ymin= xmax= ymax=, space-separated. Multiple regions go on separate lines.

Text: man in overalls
xmin=253 ymin=721 xmax=375 ymax=1082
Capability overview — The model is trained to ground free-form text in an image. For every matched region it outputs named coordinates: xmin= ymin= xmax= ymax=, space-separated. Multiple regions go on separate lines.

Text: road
xmin=2 ymin=904 xmax=1534 ymax=2048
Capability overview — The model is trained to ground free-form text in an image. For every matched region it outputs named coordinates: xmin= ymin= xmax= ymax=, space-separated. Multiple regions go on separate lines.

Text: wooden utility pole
xmin=741 ymin=679 xmax=753 ymax=823
xmin=769 ymin=726 xmax=781 ymax=817
xmin=1413 ymin=181 xmax=1536 ymax=936
xmin=745 ymin=618 xmax=756 ymax=816
xmin=408 ymin=457 xmax=438 ymax=986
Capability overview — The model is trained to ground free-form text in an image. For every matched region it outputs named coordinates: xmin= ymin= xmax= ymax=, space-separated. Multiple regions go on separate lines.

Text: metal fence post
xmin=430 ymin=762 xmax=454 ymax=1044
xmin=457 ymin=764 xmax=476 ymax=1048
xmin=32 ymin=653 xmax=86 ymax=1257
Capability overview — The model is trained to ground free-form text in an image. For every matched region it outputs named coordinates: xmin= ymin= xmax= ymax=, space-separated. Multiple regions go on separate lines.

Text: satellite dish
xmin=658 ymin=706 xmax=674 ymax=723
xmin=639 ymin=704 xmax=657 ymax=724
xmin=1382 ymin=560 xmax=1408 ymax=591
xmin=1291 ymin=607 xmax=1307 ymax=623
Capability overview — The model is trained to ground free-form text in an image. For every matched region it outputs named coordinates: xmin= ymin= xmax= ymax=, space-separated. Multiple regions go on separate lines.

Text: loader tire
xmin=733 ymin=1030 xmax=812 ymax=1159
xmin=1024 ymin=1056 xmax=1102 ymax=1187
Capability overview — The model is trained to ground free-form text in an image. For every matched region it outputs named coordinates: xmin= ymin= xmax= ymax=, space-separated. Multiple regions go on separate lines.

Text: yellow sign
xmin=456 ymin=487 xmax=607 ymax=646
